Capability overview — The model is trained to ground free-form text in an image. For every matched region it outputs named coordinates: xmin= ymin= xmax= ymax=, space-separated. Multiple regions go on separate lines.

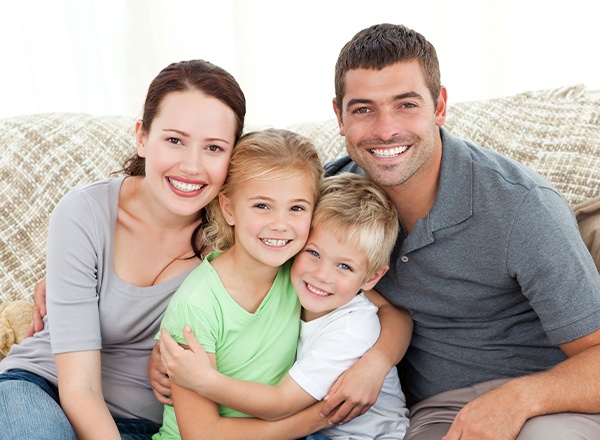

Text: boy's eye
xmin=306 ymin=249 xmax=320 ymax=258
xmin=338 ymin=263 xmax=352 ymax=271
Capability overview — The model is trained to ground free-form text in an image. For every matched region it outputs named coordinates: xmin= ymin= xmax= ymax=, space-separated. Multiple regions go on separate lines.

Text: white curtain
xmin=1 ymin=0 xmax=599 ymax=127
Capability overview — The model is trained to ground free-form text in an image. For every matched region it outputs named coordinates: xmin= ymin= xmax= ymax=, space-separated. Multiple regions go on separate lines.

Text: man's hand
xmin=443 ymin=380 xmax=529 ymax=440
xmin=159 ymin=326 xmax=214 ymax=393
xmin=24 ymin=278 xmax=47 ymax=338
xmin=148 ymin=341 xmax=173 ymax=405
xmin=319 ymin=354 xmax=387 ymax=425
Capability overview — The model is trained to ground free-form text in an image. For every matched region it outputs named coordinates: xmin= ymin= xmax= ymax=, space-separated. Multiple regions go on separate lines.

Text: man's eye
xmin=354 ymin=107 xmax=370 ymax=114
xmin=401 ymin=102 xmax=417 ymax=109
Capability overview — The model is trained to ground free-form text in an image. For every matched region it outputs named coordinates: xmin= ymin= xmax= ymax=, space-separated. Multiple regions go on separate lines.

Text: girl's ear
xmin=135 ymin=120 xmax=147 ymax=158
xmin=360 ymin=265 xmax=389 ymax=291
xmin=219 ymin=193 xmax=235 ymax=226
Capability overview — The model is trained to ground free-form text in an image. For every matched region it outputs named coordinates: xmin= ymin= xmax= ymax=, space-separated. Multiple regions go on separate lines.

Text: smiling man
xmin=322 ymin=23 xmax=600 ymax=440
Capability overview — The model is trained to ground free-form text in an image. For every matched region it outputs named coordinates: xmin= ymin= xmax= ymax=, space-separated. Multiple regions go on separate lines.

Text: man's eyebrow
xmin=345 ymin=92 xmax=425 ymax=110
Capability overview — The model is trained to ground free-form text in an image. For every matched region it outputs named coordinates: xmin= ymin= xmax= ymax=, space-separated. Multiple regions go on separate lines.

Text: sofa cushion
xmin=0 ymin=113 xmax=135 ymax=303
xmin=573 ymin=195 xmax=600 ymax=272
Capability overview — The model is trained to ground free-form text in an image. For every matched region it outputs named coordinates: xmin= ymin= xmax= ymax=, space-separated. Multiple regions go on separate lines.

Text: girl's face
xmin=136 ymin=90 xmax=237 ymax=220
xmin=220 ymin=173 xmax=315 ymax=268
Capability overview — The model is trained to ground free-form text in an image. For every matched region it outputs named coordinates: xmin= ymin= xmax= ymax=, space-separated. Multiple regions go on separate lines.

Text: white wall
xmin=1 ymin=0 xmax=598 ymax=127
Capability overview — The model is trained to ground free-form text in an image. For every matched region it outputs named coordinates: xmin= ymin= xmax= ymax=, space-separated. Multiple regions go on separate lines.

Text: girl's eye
xmin=290 ymin=205 xmax=305 ymax=212
xmin=207 ymin=144 xmax=223 ymax=152
xmin=338 ymin=263 xmax=352 ymax=271
xmin=254 ymin=203 xmax=268 ymax=210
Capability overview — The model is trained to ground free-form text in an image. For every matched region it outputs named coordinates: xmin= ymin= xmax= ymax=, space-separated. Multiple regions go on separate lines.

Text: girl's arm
xmin=55 ymin=350 xmax=120 ymax=440
xmin=320 ymin=288 xmax=413 ymax=424
xmin=160 ymin=328 xmax=316 ymax=420
xmin=172 ymin=354 xmax=331 ymax=440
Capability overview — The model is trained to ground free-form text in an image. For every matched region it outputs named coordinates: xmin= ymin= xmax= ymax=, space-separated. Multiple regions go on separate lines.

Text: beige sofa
xmin=1 ymin=85 xmax=599 ymax=355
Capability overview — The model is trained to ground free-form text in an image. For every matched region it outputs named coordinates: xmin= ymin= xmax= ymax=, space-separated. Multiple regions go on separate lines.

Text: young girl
xmin=152 ymin=128 xmax=330 ymax=439
xmin=0 ymin=59 xmax=246 ymax=439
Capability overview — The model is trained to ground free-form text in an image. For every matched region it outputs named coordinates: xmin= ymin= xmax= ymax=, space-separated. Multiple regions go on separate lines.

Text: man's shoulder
xmin=324 ymin=155 xmax=365 ymax=177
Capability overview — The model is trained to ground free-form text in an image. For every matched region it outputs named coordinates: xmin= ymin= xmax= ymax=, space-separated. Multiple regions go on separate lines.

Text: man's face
xmin=333 ymin=60 xmax=446 ymax=189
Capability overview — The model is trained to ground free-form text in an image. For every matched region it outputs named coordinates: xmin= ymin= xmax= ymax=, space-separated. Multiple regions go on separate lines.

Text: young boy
xmin=160 ymin=173 xmax=411 ymax=439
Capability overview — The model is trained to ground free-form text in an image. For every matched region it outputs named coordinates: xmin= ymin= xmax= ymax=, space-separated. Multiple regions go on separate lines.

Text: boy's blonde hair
xmin=312 ymin=173 xmax=399 ymax=279
xmin=203 ymin=128 xmax=324 ymax=252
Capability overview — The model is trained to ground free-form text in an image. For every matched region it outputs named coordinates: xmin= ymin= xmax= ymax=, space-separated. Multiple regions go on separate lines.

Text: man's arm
xmin=159 ymin=327 xmax=316 ymax=421
xmin=319 ymin=289 xmax=412 ymax=424
xmin=444 ymin=329 xmax=600 ymax=440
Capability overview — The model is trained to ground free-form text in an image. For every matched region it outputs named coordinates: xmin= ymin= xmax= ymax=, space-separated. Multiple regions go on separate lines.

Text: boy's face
xmin=291 ymin=225 xmax=374 ymax=322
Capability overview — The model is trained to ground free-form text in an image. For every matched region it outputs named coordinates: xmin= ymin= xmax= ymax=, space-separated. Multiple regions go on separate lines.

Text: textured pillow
xmin=0 ymin=113 xmax=135 ymax=303
xmin=445 ymin=85 xmax=600 ymax=206
xmin=573 ymin=195 xmax=600 ymax=273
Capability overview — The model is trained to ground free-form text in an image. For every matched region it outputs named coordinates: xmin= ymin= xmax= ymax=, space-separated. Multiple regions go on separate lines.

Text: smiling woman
xmin=0 ymin=59 xmax=247 ymax=439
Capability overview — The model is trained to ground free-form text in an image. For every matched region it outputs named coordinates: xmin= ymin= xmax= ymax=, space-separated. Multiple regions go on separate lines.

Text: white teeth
xmin=168 ymin=178 xmax=204 ymax=192
xmin=261 ymin=238 xmax=290 ymax=247
xmin=306 ymin=282 xmax=330 ymax=297
xmin=370 ymin=145 xmax=409 ymax=158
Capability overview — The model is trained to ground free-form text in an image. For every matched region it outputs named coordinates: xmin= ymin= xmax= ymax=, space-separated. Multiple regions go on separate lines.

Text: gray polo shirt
xmin=326 ymin=128 xmax=600 ymax=402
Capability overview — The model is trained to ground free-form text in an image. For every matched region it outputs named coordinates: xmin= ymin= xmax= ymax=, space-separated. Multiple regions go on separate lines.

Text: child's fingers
xmin=182 ymin=325 xmax=205 ymax=354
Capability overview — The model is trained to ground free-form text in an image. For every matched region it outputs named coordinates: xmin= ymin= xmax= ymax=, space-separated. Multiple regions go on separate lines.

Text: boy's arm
xmin=320 ymin=289 xmax=413 ymax=424
xmin=160 ymin=327 xmax=317 ymax=420
xmin=172 ymin=354 xmax=331 ymax=440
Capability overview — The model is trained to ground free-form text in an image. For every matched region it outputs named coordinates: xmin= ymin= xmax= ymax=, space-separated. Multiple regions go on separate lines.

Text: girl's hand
xmin=159 ymin=326 xmax=214 ymax=393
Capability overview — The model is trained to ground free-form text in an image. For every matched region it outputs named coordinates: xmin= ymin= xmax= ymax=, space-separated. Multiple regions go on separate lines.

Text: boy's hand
xmin=159 ymin=326 xmax=213 ymax=393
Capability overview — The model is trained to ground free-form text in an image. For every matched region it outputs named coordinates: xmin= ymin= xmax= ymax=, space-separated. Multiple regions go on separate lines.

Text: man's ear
xmin=435 ymin=86 xmax=448 ymax=127
xmin=332 ymin=98 xmax=345 ymax=136
xmin=135 ymin=120 xmax=147 ymax=157
xmin=360 ymin=265 xmax=389 ymax=291
xmin=218 ymin=193 xmax=234 ymax=226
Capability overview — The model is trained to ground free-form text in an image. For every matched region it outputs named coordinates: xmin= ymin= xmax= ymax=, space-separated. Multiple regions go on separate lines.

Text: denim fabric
xmin=305 ymin=434 xmax=331 ymax=440
xmin=0 ymin=369 xmax=77 ymax=439
xmin=0 ymin=369 xmax=159 ymax=439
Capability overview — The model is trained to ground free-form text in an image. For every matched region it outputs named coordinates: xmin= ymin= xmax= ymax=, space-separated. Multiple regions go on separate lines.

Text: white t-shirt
xmin=289 ymin=293 xmax=409 ymax=439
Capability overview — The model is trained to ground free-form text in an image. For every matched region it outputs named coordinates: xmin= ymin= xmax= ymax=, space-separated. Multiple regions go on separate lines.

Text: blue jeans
xmin=0 ymin=369 xmax=159 ymax=439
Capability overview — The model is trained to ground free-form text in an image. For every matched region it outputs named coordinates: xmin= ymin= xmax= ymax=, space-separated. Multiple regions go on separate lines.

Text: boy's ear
xmin=360 ymin=265 xmax=389 ymax=291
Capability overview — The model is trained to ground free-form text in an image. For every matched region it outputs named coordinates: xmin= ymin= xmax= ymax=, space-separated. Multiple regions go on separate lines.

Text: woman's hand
xmin=148 ymin=341 xmax=173 ymax=405
xmin=24 ymin=278 xmax=47 ymax=338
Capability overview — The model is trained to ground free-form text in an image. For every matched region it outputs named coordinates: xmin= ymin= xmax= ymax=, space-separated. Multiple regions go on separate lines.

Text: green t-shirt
xmin=154 ymin=252 xmax=300 ymax=439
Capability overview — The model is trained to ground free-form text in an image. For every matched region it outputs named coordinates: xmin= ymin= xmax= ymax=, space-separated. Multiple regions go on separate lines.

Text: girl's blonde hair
xmin=203 ymin=128 xmax=323 ymax=252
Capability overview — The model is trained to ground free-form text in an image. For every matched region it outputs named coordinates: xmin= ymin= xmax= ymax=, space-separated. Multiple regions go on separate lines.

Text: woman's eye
xmin=207 ymin=144 xmax=223 ymax=152
xmin=166 ymin=137 xmax=183 ymax=145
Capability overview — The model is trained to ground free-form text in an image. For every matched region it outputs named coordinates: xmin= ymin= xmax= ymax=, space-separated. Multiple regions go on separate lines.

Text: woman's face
xmin=137 ymin=90 xmax=237 ymax=220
